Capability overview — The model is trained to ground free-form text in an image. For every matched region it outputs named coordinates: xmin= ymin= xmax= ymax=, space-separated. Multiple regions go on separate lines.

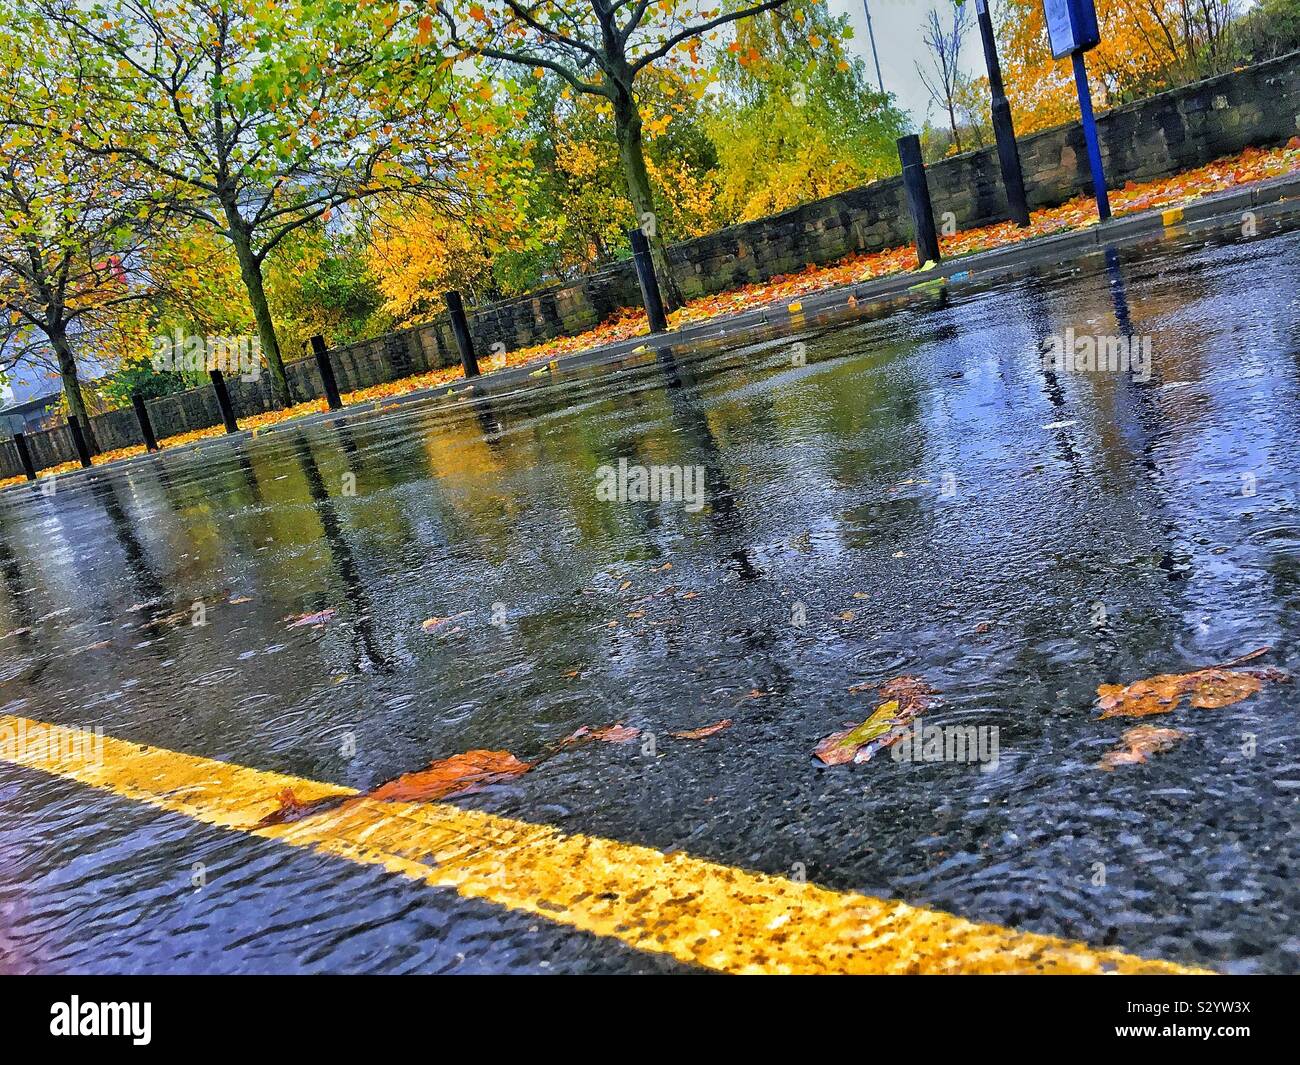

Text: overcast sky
xmin=827 ymin=0 xmax=987 ymax=126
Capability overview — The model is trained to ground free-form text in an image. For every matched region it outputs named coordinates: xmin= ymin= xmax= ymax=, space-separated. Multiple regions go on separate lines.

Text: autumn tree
xmin=917 ymin=1 xmax=972 ymax=153
xmin=0 ymin=29 xmax=170 ymax=448
xmin=706 ymin=6 xmax=907 ymax=220
xmin=433 ymin=0 xmax=792 ymax=311
xmin=23 ymin=0 xmax=479 ymax=406
xmin=493 ymin=65 xmax=721 ymax=289
xmin=996 ymin=0 xmax=1248 ymax=133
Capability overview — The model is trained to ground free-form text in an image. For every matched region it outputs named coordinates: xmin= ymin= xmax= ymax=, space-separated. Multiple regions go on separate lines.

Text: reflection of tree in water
xmin=86 ymin=475 xmax=202 ymax=674
xmin=0 ymin=507 xmax=32 ymax=630
xmin=1022 ymin=273 xmax=1081 ymax=468
xmin=289 ymin=432 xmax=394 ymax=675
xmin=654 ymin=345 xmax=760 ymax=581
xmin=88 ymin=476 xmax=171 ymax=609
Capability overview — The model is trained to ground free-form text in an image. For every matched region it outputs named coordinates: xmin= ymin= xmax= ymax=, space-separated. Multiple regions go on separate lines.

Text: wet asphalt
xmin=1 ymin=220 xmax=1299 ymax=973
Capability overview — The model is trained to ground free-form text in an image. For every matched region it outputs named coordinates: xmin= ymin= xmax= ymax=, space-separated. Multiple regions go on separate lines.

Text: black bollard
xmin=628 ymin=227 xmax=668 ymax=334
xmin=12 ymin=432 xmax=36 ymax=481
xmin=310 ymin=335 xmax=343 ymax=410
xmin=67 ymin=416 xmax=92 ymax=469
xmin=132 ymin=393 xmax=160 ymax=452
xmin=974 ymin=0 xmax=1029 ymax=227
xmin=896 ymin=135 xmax=942 ymax=268
xmin=209 ymin=369 xmax=239 ymax=434
xmin=445 ymin=291 xmax=479 ymax=378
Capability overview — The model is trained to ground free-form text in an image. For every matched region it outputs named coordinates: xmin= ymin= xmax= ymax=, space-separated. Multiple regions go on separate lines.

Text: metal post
xmin=310 ymin=335 xmax=343 ymax=409
xmin=444 ymin=291 xmax=479 ymax=378
xmin=67 ymin=416 xmax=92 ymax=469
xmin=1071 ymin=51 xmax=1111 ymax=222
xmin=209 ymin=369 xmax=239 ymax=434
xmin=12 ymin=432 xmax=36 ymax=481
xmin=862 ymin=0 xmax=884 ymax=94
xmin=975 ymin=0 xmax=1030 ymax=226
xmin=896 ymin=135 xmax=942 ymax=267
xmin=132 ymin=393 xmax=160 ymax=452
xmin=628 ymin=227 xmax=668 ymax=334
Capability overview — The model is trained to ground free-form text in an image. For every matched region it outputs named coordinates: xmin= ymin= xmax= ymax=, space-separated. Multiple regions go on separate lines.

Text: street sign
xmin=1042 ymin=0 xmax=1100 ymax=60
xmin=1042 ymin=0 xmax=1110 ymax=220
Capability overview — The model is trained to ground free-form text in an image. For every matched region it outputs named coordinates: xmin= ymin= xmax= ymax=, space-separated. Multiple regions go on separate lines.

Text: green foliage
xmin=94 ymin=358 xmax=198 ymax=409
xmin=1230 ymin=0 xmax=1300 ymax=63
xmin=705 ymin=7 xmax=910 ymax=221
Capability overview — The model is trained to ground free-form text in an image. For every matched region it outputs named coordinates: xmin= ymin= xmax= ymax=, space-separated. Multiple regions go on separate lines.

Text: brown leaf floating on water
xmin=421 ymin=611 xmax=469 ymax=632
xmin=559 ymin=723 xmax=641 ymax=748
xmin=1096 ymin=648 xmax=1287 ymax=719
xmin=368 ymin=750 xmax=532 ymax=802
xmin=258 ymin=750 xmax=533 ymax=826
xmin=1098 ymin=726 xmax=1188 ymax=771
xmin=260 ymin=787 xmax=339 ymax=826
xmin=286 ymin=609 xmax=336 ymax=628
xmin=670 ymin=718 xmax=732 ymax=740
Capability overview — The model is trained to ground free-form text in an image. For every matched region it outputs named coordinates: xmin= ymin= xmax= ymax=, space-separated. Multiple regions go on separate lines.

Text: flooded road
xmin=2 ymin=222 xmax=1299 ymax=974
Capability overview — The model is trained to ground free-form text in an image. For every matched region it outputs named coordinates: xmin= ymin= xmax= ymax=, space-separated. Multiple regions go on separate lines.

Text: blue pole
xmin=1071 ymin=50 xmax=1111 ymax=221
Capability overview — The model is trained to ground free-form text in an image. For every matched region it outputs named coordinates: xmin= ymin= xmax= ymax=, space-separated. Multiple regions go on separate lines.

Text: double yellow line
xmin=0 ymin=714 xmax=1205 ymax=974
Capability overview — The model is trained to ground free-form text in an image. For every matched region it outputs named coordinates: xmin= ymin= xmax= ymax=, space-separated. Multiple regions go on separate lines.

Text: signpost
xmin=1042 ymin=0 xmax=1110 ymax=220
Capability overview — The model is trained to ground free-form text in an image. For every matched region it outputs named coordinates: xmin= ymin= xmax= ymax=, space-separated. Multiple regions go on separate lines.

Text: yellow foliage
xmin=366 ymin=204 xmax=493 ymax=326
xmin=998 ymin=0 xmax=1205 ymax=133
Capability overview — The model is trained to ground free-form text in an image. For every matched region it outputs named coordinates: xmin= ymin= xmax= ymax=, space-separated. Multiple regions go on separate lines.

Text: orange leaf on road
xmin=670 ymin=718 xmax=732 ymax=740
xmin=286 ymin=609 xmax=336 ymax=628
xmin=1098 ymin=726 xmax=1188 ymax=771
xmin=369 ymin=750 xmax=532 ymax=802
xmin=1096 ymin=650 xmax=1285 ymax=718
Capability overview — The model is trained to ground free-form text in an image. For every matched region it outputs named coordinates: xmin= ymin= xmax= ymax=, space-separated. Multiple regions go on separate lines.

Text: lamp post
xmin=974 ymin=0 xmax=1030 ymax=226
xmin=861 ymin=1 xmax=885 ymax=94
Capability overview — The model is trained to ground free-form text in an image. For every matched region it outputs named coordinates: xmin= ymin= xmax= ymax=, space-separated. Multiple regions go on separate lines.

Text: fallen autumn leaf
xmin=815 ymin=676 xmax=939 ymax=765
xmin=670 ymin=719 xmax=733 ymax=740
xmin=1098 ymin=726 xmax=1189 ymax=771
xmin=1096 ymin=648 xmax=1287 ymax=718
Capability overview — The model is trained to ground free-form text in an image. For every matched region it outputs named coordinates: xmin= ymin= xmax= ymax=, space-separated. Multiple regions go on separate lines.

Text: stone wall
xmin=5 ymin=50 xmax=1299 ymax=479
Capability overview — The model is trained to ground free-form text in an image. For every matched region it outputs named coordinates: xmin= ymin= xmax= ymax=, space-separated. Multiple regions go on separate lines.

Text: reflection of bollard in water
xmin=132 ymin=393 xmax=160 ymax=452
xmin=67 ymin=416 xmax=93 ymax=469
xmin=310 ymin=335 xmax=343 ymax=410
xmin=628 ymin=227 xmax=668 ymax=334
xmin=12 ymin=432 xmax=37 ymax=481
xmin=209 ymin=369 xmax=240 ymax=434
xmin=445 ymin=290 xmax=479 ymax=378
xmin=896 ymin=134 xmax=941 ymax=268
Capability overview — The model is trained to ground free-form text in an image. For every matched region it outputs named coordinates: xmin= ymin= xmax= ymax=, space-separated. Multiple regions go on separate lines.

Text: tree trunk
xmin=612 ymin=89 xmax=684 ymax=313
xmin=225 ymin=210 xmax=290 ymax=408
xmin=49 ymin=324 xmax=97 ymax=454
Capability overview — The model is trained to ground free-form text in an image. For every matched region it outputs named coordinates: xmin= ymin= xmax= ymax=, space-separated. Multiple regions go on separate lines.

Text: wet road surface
xmin=1 ymin=221 xmax=1299 ymax=973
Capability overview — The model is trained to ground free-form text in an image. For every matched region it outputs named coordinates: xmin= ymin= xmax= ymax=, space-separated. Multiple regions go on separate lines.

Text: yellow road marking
xmin=0 ymin=714 xmax=1207 ymax=975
